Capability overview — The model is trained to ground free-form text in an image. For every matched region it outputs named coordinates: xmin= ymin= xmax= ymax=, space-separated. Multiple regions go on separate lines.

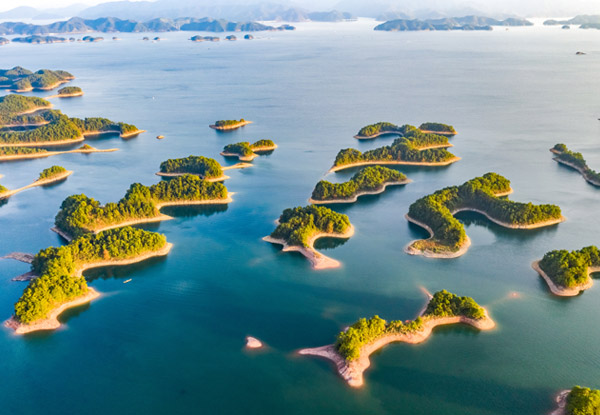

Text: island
xmin=374 ymin=16 xmax=532 ymax=31
xmin=82 ymin=36 xmax=103 ymax=42
xmin=225 ymin=35 xmax=237 ymax=41
xmin=56 ymin=86 xmax=83 ymax=98
xmin=405 ymin=173 xmax=564 ymax=258
xmin=0 ymin=144 xmax=118 ymax=162
xmin=262 ymin=205 xmax=354 ymax=270
xmin=220 ymin=139 xmax=277 ymax=161
xmin=0 ymin=67 xmax=74 ymax=92
xmin=157 ymin=155 xmax=250 ymax=181
xmin=209 ymin=119 xmax=252 ymax=131
xmin=0 ymin=165 xmax=72 ymax=200
xmin=53 ymin=174 xmax=231 ymax=240
xmin=298 ymin=290 xmax=495 ymax=388
xmin=354 ymin=122 xmax=456 ymax=140
xmin=244 ymin=34 xmax=254 ymax=40
xmin=532 ymin=246 xmax=600 ymax=296
xmin=245 ymin=336 xmax=263 ymax=349
xmin=11 ymin=35 xmax=67 ymax=44
xmin=330 ymin=132 xmax=457 ymax=173
xmin=310 ymin=166 xmax=410 ymax=204
xmin=191 ymin=35 xmax=220 ymax=42
xmin=551 ymin=386 xmax=600 ymax=415
xmin=551 ymin=143 xmax=600 ymax=187
xmin=418 ymin=122 xmax=457 ymax=135
xmin=5 ymin=227 xmax=170 ymax=334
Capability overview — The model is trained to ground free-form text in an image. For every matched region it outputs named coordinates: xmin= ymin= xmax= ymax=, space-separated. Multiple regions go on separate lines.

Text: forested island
xmin=191 ymin=35 xmax=220 ymax=42
xmin=0 ymin=165 xmax=72 ymax=200
xmin=551 ymin=386 xmax=600 ymax=415
xmin=533 ymin=246 xmax=600 ymax=296
xmin=374 ymin=16 xmax=532 ymax=31
xmin=354 ymin=122 xmax=456 ymax=139
xmin=0 ymin=67 xmax=73 ymax=91
xmin=56 ymin=86 xmax=83 ymax=97
xmin=0 ymin=95 xmax=143 ymax=146
xmin=406 ymin=173 xmax=564 ymax=258
xmin=54 ymin=174 xmax=230 ymax=239
xmin=263 ymin=205 xmax=354 ymax=269
xmin=310 ymin=166 xmax=409 ymax=204
xmin=0 ymin=144 xmax=118 ymax=162
xmin=221 ymin=139 xmax=277 ymax=161
xmin=5 ymin=227 xmax=170 ymax=334
xmin=299 ymin=290 xmax=494 ymax=387
xmin=158 ymin=155 xmax=225 ymax=180
xmin=209 ymin=119 xmax=252 ymax=131
xmin=331 ymin=131 xmax=457 ymax=173
xmin=551 ymin=144 xmax=600 ymax=187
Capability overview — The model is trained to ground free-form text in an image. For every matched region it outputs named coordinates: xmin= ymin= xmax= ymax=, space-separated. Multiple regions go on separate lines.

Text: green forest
xmin=0 ymin=146 xmax=47 ymax=156
xmin=223 ymin=139 xmax=276 ymax=157
xmin=356 ymin=122 xmax=413 ymax=137
xmin=553 ymin=143 xmax=600 ymax=184
xmin=0 ymin=67 xmax=73 ymax=91
xmin=0 ymin=94 xmax=51 ymax=125
xmin=418 ymin=122 xmax=456 ymax=134
xmin=311 ymin=166 xmax=406 ymax=201
xmin=539 ymin=246 xmax=600 ymax=288
xmin=38 ymin=165 xmax=67 ymax=180
xmin=566 ymin=386 xmax=600 ymax=415
xmin=270 ymin=205 xmax=351 ymax=247
xmin=159 ymin=155 xmax=224 ymax=178
xmin=214 ymin=119 xmax=246 ymax=127
xmin=58 ymin=86 xmax=82 ymax=95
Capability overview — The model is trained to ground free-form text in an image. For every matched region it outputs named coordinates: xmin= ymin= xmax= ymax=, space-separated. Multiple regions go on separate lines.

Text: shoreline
xmin=156 ymin=163 xmax=251 ymax=181
xmin=309 ymin=179 xmax=411 ymax=204
xmin=5 ymin=287 xmax=101 ymax=335
xmin=550 ymin=390 xmax=570 ymax=415
xmin=552 ymin=155 xmax=600 ymax=187
xmin=0 ymin=136 xmax=85 ymax=148
xmin=209 ymin=121 xmax=253 ymax=130
xmin=83 ymin=129 xmax=146 ymax=139
xmin=14 ymin=104 xmax=53 ymax=116
xmin=46 ymin=92 xmax=84 ymax=99
xmin=452 ymin=207 xmax=565 ymax=230
xmin=0 ymin=170 xmax=72 ymax=200
xmin=419 ymin=129 xmax=457 ymax=136
xmin=0 ymin=147 xmax=118 ymax=162
xmin=531 ymin=260 xmax=598 ymax=296
xmin=262 ymin=225 xmax=355 ymax=270
xmin=298 ymin=309 xmax=495 ymax=388
xmin=353 ymin=130 xmax=404 ymax=140
xmin=10 ymin=79 xmax=73 ymax=93
xmin=328 ymin=157 xmax=461 ymax=173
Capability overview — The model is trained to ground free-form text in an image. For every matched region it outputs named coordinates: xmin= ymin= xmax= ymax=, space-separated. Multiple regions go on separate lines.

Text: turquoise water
xmin=1 ymin=20 xmax=600 ymax=414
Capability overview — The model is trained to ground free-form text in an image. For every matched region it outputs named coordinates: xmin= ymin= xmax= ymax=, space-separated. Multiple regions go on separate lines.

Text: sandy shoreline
xmin=0 ymin=170 xmax=72 ymax=200
xmin=46 ymin=92 xmax=84 ymax=99
xmin=209 ymin=121 xmax=253 ymax=130
xmin=532 ymin=260 xmax=598 ymax=296
xmin=419 ymin=129 xmax=457 ymax=136
xmin=309 ymin=179 xmax=411 ymax=204
xmin=552 ymin=155 xmax=600 ymax=187
xmin=328 ymin=157 xmax=461 ymax=173
xmin=550 ymin=390 xmax=570 ymax=415
xmin=0 ymin=136 xmax=85 ymax=148
xmin=263 ymin=225 xmax=355 ymax=270
xmin=5 ymin=287 xmax=100 ymax=335
xmin=298 ymin=309 xmax=495 ymax=388
xmin=0 ymin=147 xmax=118 ymax=162
xmin=404 ymin=214 xmax=472 ymax=258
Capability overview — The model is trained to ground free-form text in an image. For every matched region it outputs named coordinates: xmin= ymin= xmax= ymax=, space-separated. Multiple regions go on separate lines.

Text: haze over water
xmin=0 ymin=19 xmax=599 ymax=414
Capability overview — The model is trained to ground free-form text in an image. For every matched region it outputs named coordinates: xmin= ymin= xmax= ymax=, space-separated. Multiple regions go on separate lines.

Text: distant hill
xmin=0 ymin=17 xmax=296 ymax=36
xmin=374 ymin=16 xmax=533 ymax=31
xmin=544 ymin=15 xmax=600 ymax=27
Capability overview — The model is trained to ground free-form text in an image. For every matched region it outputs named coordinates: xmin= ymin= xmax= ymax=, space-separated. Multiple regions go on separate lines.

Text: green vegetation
xmin=0 ymin=113 xmax=82 ymax=144
xmin=38 ymin=165 xmax=67 ymax=180
xmin=222 ymin=139 xmax=276 ymax=157
xmin=55 ymin=174 xmax=228 ymax=238
xmin=552 ymin=143 xmax=600 ymax=185
xmin=57 ymin=86 xmax=82 ymax=95
xmin=0 ymin=67 xmax=73 ymax=91
xmin=214 ymin=119 xmax=246 ymax=127
xmin=566 ymin=386 xmax=600 ymax=415
xmin=0 ymin=94 xmax=51 ymax=125
xmin=15 ymin=227 xmax=166 ymax=324
xmin=311 ymin=166 xmax=406 ymax=201
xmin=70 ymin=117 xmax=139 ymax=135
xmin=251 ymin=139 xmax=275 ymax=148
xmin=419 ymin=122 xmax=456 ymax=134
xmin=270 ymin=205 xmax=351 ymax=247
xmin=356 ymin=122 xmax=415 ymax=137
xmin=334 ymin=132 xmax=454 ymax=168
xmin=335 ymin=290 xmax=485 ymax=361
xmin=159 ymin=155 xmax=223 ymax=179
xmin=0 ymin=147 xmax=48 ymax=156
xmin=539 ymin=246 xmax=600 ymax=288
xmin=407 ymin=173 xmax=562 ymax=253
xmin=0 ymin=183 xmax=7 ymax=193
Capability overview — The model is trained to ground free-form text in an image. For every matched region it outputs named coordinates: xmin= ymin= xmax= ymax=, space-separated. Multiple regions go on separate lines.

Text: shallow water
xmin=0 ymin=20 xmax=600 ymax=414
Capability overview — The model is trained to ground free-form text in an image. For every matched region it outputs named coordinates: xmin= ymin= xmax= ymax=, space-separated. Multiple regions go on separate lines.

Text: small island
xmin=245 ymin=336 xmax=263 ymax=349
xmin=354 ymin=122 xmax=456 ymax=140
xmin=12 ymin=36 xmax=67 ymax=44
xmin=551 ymin=143 xmax=600 ymax=187
xmin=53 ymin=174 xmax=231 ymax=240
xmin=157 ymin=155 xmax=250 ymax=181
xmin=191 ymin=35 xmax=220 ymax=42
xmin=551 ymin=386 xmax=600 ymax=415
xmin=262 ymin=205 xmax=354 ymax=270
xmin=406 ymin=173 xmax=564 ymax=258
xmin=0 ymin=144 xmax=118 ymax=162
xmin=418 ymin=122 xmax=457 ymax=135
xmin=209 ymin=119 xmax=252 ymax=131
xmin=310 ymin=166 xmax=410 ymax=204
xmin=56 ymin=86 xmax=83 ymax=98
xmin=330 ymin=132 xmax=457 ymax=173
xmin=533 ymin=246 xmax=600 ymax=296
xmin=5 ymin=227 xmax=170 ymax=334
xmin=0 ymin=165 xmax=72 ymax=200
xmin=0 ymin=67 xmax=74 ymax=92
xmin=299 ymin=290 xmax=495 ymax=388
xmin=220 ymin=139 xmax=277 ymax=161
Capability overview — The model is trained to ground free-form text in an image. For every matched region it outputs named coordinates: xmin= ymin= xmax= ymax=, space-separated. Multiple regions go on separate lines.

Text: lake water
xmin=1 ymin=19 xmax=599 ymax=414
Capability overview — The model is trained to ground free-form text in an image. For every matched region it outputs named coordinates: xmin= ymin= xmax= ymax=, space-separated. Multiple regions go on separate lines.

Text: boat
xmin=123 ymin=279 xmax=132 ymax=283
xmin=157 ymin=135 xmax=165 ymax=139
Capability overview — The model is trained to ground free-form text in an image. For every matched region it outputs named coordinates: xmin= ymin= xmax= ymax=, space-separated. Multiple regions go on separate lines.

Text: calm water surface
xmin=0 ymin=20 xmax=599 ymax=414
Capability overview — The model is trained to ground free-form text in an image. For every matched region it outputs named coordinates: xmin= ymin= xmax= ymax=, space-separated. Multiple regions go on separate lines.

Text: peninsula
xmin=551 ymin=386 xmax=600 ymax=415
xmin=53 ymin=174 xmax=231 ymax=240
xmin=310 ymin=166 xmax=409 ymax=204
xmin=0 ymin=165 xmax=72 ymax=200
xmin=209 ymin=119 xmax=252 ymax=131
xmin=551 ymin=143 xmax=600 ymax=187
xmin=157 ymin=155 xmax=250 ymax=181
xmin=263 ymin=205 xmax=354 ymax=269
xmin=6 ymin=227 xmax=170 ymax=334
xmin=354 ymin=122 xmax=456 ymax=140
xmin=406 ymin=173 xmax=564 ymax=258
xmin=220 ymin=139 xmax=277 ymax=161
xmin=330 ymin=131 xmax=457 ymax=173
xmin=533 ymin=246 xmax=600 ymax=296
xmin=0 ymin=144 xmax=118 ymax=162
xmin=0 ymin=67 xmax=74 ymax=92
xmin=299 ymin=290 xmax=494 ymax=388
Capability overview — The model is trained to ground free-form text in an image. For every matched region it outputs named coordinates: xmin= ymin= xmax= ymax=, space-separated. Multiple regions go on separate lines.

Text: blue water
xmin=1 ymin=20 xmax=600 ymax=414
